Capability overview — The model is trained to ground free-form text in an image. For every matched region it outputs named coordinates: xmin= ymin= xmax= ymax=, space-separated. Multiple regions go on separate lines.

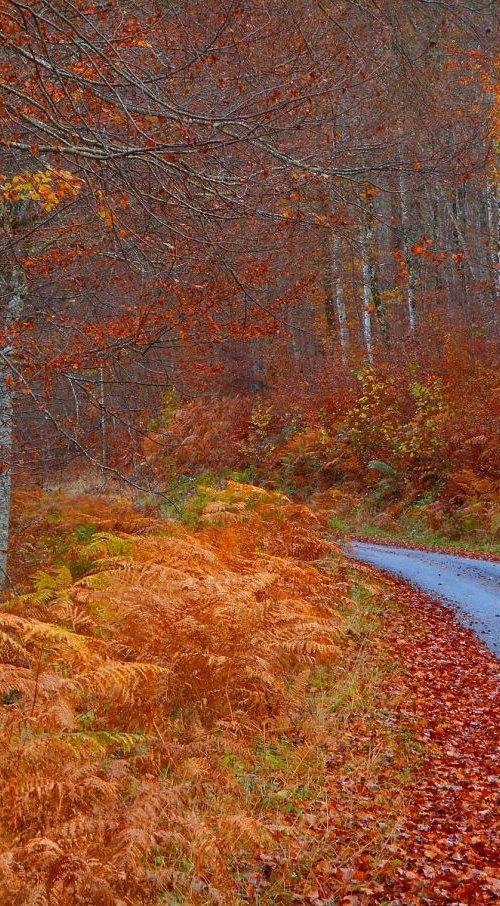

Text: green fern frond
xmin=84 ymin=532 xmax=135 ymax=558
xmin=62 ymin=730 xmax=147 ymax=753
xmin=75 ymin=572 xmax=111 ymax=590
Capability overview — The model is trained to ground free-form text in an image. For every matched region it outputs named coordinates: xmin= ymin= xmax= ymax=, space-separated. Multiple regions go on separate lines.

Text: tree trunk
xmin=486 ymin=179 xmax=500 ymax=302
xmin=361 ymin=195 xmax=388 ymax=353
xmin=0 ymin=266 xmax=27 ymax=588
xmin=443 ymin=187 xmax=474 ymax=301
xmin=399 ymin=172 xmax=417 ymax=335
xmin=360 ymin=218 xmax=374 ymax=364
xmin=99 ymin=365 xmax=107 ymax=468
xmin=330 ymin=237 xmax=349 ymax=364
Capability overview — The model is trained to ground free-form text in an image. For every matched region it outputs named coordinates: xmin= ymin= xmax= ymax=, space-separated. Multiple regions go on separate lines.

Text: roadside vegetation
xmin=141 ymin=346 xmax=499 ymax=555
xmin=3 ymin=477 xmax=498 ymax=904
xmin=2 ymin=484 xmax=422 ymax=905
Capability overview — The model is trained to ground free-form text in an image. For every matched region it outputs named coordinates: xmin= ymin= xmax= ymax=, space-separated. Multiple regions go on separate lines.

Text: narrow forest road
xmin=348 ymin=542 xmax=500 ymax=656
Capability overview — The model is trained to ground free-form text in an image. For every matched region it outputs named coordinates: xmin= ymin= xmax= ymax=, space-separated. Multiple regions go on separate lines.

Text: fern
xmin=0 ymin=485 xmax=349 ymax=904
xmin=367 ymin=460 xmax=401 ymax=479
xmin=83 ymin=531 xmax=135 ymax=558
xmin=62 ymin=729 xmax=146 ymax=753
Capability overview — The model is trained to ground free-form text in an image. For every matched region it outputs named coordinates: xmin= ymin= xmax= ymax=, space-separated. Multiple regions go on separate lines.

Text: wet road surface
xmin=349 ymin=542 xmax=500 ymax=657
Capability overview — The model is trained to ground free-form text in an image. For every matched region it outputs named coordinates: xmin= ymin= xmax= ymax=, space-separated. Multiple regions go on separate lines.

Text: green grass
xmin=329 ymin=513 xmax=350 ymax=535
xmin=352 ymin=519 xmax=500 ymax=555
xmin=327 ymin=499 xmax=499 ymax=557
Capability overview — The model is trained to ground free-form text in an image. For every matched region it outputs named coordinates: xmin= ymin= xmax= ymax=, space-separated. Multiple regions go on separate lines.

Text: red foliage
xmin=380 ymin=579 xmax=500 ymax=904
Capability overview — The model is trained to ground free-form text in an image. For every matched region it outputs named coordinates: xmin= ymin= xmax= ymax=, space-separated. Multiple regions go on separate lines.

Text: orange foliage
xmin=145 ymin=340 xmax=500 ymax=538
xmin=0 ymin=486 xmax=347 ymax=904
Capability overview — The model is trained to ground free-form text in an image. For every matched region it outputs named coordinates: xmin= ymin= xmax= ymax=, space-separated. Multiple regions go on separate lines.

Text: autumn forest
xmin=0 ymin=1 xmax=499 ymax=904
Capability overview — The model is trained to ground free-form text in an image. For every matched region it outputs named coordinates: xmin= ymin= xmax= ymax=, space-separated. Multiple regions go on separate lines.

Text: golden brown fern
xmin=0 ymin=484 xmax=350 ymax=904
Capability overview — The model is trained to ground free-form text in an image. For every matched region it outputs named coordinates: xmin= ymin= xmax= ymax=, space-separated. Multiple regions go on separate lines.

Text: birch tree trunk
xmin=324 ymin=185 xmax=350 ymax=364
xmin=437 ymin=186 xmax=474 ymax=305
xmin=331 ymin=237 xmax=349 ymax=364
xmin=427 ymin=186 xmax=444 ymax=295
xmin=360 ymin=218 xmax=374 ymax=364
xmin=399 ymin=172 xmax=417 ymax=335
xmin=486 ymin=179 xmax=500 ymax=302
xmin=0 ymin=266 xmax=27 ymax=588
xmin=361 ymin=195 xmax=388 ymax=355
xmin=451 ymin=190 xmax=470 ymax=299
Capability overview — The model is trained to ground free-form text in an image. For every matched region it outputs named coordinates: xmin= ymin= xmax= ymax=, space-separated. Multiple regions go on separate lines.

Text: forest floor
xmin=358 ymin=572 xmax=500 ymax=906
xmin=1 ymin=484 xmax=499 ymax=904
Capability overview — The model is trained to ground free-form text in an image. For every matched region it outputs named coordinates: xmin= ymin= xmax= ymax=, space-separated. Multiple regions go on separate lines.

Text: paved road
xmin=348 ymin=542 xmax=500 ymax=657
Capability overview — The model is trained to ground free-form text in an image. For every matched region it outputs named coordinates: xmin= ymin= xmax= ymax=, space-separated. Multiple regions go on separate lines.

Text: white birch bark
xmin=0 ymin=266 xmax=27 ymax=588
xmin=399 ymin=172 xmax=417 ymax=335
xmin=360 ymin=220 xmax=374 ymax=364
xmin=331 ymin=237 xmax=349 ymax=364
xmin=486 ymin=180 xmax=500 ymax=302
xmin=362 ymin=196 xmax=388 ymax=349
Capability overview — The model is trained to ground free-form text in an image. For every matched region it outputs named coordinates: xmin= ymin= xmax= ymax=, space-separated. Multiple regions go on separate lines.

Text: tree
xmin=0 ymin=0 xmax=497 ymax=584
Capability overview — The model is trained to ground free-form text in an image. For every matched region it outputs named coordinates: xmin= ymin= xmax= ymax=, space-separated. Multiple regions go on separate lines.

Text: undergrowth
xmin=142 ymin=349 xmax=499 ymax=550
xmin=0 ymin=484 xmax=417 ymax=904
xmin=323 ymin=495 xmax=500 ymax=555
